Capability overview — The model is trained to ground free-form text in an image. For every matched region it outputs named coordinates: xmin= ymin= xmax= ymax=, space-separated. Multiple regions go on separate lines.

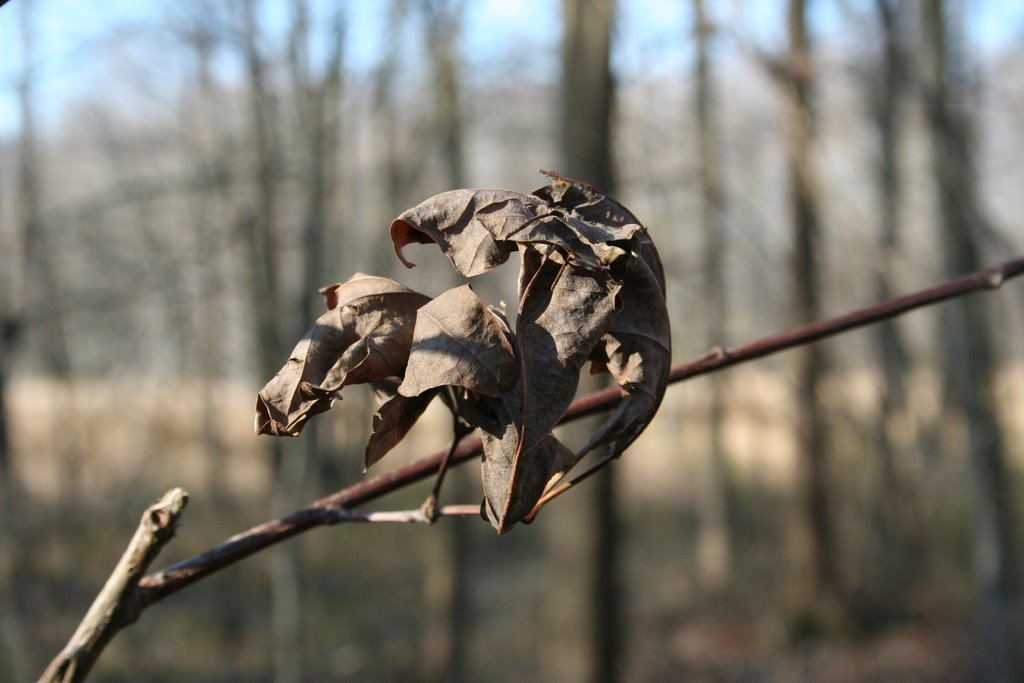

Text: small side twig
xmin=328 ymin=504 xmax=481 ymax=524
xmin=39 ymin=488 xmax=189 ymax=683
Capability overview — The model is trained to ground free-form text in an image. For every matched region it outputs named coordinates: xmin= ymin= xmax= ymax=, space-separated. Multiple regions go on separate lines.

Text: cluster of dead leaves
xmin=256 ymin=172 xmax=670 ymax=533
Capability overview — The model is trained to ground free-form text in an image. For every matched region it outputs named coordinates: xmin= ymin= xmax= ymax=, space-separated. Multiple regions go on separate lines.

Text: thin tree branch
xmin=135 ymin=255 xmax=1024 ymax=602
xmin=43 ymin=256 xmax=1024 ymax=680
xmin=39 ymin=489 xmax=189 ymax=683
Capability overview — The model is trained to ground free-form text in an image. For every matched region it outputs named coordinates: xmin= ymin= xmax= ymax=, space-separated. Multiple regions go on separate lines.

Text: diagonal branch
xmin=137 ymin=256 xmax=1024 ymax=604
xmin=43 ymin=256 xmax=1024 ymax=680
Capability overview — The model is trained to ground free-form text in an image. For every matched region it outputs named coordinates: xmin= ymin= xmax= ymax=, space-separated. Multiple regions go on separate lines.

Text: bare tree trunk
xmin=692 ymin=0 xmax=733 ymax=592
xmin=17 ymin=0 xmax=79 ymax=493
xmin=544 ymin=1 xmax=619 ymax=682
xmin=426 ymin=0 xmax=466 ymax=192
xmin=175 ymin=15 xmax=232 ymax=488
xmin=776 ymin=0 xmax=838 ymax=609
xmin=2 ymin=4 xmax=41 ymax=679
xmin=920 ymin=3 xmax=1019 ymax=680
xmin=0 ymin=99 xmax=15 ymax=683
xmin=237 ymin=3 xmax=298 ymax=681
xmin=0 ymin=322 xmax=13 ymax=478
xmin=860 ymin=0 xmax=920 ymax=620
xmin=0 ymin=322 xmax=23 ymax=683
xmin=418 ymin=3 xmax=473 ymax=682
xmin=369 ymin=0 xmax=412 ymax=276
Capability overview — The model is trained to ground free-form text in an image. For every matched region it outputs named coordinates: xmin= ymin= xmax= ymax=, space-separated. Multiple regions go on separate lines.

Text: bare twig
xmin=39 ymin=488 xmax=189 ymax=683
xmin=135 ymin=256 xmax=1024 ymax=603
xmin=330 ymin=504 xmax=482 ymax=524
xmin=43 ymin=256 xmax=1024 ymax=680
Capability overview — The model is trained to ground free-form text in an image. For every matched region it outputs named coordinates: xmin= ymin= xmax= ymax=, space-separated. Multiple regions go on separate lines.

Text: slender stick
xmin=330 ymin=504 xmax=481 ymax=524
xmin=44 ymin=255 xmax=1024 ymax=681
xmin=136 ymin=255 xmax=1024 ymax=605
xmin=39 ymin=489 xmax=189 ymax=683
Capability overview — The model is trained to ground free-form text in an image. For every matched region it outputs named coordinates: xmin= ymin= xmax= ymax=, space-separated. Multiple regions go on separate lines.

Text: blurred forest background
xmin=2 ymin=0 xmax=1024 ymax=681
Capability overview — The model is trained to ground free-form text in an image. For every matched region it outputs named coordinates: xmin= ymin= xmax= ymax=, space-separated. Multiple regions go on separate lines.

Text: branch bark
xmin=39 ymin=489 xmax=189 ymax=683
xmin=41 ymin=256 xmax=1024 ymax=681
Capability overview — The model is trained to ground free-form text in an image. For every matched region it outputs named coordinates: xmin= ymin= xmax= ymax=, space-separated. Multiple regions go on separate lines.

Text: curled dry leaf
xmin=391 ymin=187 xmax=640 ymax=278
xmin=364 ymin=390 xmax=436 ymax=470
xmin=258 ymin=172 xmax=670 ymax=534
xmin=366 ymin=285 xmax=518 ymax=471
xmin=398 ymin=285 xmax=517 ymax=399
xmin=255 ymin=274 xmax=430 ymax=436
xmin=477 ymin=251 xmax=623 ymax=531
xmin=538 ymin=173 xmax=672 ymax=466
xmin=390 ymin=172 xmax=670 ymax=532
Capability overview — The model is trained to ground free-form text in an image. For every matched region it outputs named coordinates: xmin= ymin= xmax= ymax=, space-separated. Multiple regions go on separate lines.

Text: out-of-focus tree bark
xmin=180 ymin=10 xmax=229 ymax=485
xmin=425 ymin=0 xmax=466 ymax=191
xmin=859 ymin=0 xmax=920 ymax=620
xmin=18 ymin=15 xmax=70 ymax=388
xmin=692 ymin=0 xmax=733 ymax=592
xmin=1 ymin=3 xmax=42 ymax=679
xmin=238 ymin=0 xmax=283 ymax=381
xmin=291 ymin=2 xmax=343 ymax=334
xmin=774 ymin=0 xmax=838 ymax=609
xmin=236 ymin=2 xmax=298 ymax=682
xmin=418 ymin=3 xmax=473 ymax=682
xmin=369 ymin=0 xmax=412 ymax=276
xmin=544 ymin=1 xmax=619 ymax=682
xmin=16 ymin=0 xmax=79 ymax=494
xmin=919 ymin=3 xmax=1019 ymax=681
xmin=560 ymin=0 xmax=614 ymax=192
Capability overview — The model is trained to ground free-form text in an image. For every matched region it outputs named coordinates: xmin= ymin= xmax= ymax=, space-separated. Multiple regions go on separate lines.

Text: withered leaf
xmin=365 ymin=285 xmax=518 ymax=472
xmin=364 ymin=389 xmax=437 ymax=470
xmin=539 ymin=174 xmax=671 ymax=463
xmin=390 ymin=188 xmax=640 ymax=278
xmin=473 ymin=249 xmax=623 ymax=532
xmin=480 ymin=405 xmax=575 ymax=531
xmin=386 ymin=173 xmax=668 ymax=532
xmin=398 ymin=285 xmax=517 ymax=399
xmin=257 ymin=172 xmax=670 ymax=536
xmin=578 ymin=240 xmax=671 ymax=460
xmin=255 ymin=274 xmax=430 ymax=436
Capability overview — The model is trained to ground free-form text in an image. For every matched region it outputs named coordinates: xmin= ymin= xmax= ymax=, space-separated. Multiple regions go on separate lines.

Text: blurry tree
xmin=544 ymin=1 xmax=620 ymax=682
xmin=288 ymin=0 xmax=345 ymax=483
xmin=14 ymin=0 xmax=80 ymax=496
xmin=768 ymin=0 xmax=838 ymax=613
xmin=417 ymin=2 xmax=474 ymax=681
xmin=919 ymin=1 xmax=1020 ymax=681
xmin=18 ymin=9 xmax=69 ymax=388
xmin=235 ymin=2 xmax=298 ymax=681
xmin=177 ymin=2 xmax=230 ymax=482
xmin=2 ymin=2 xmax=47 ymax=679
xmin=692 ymin=0 xmax=733 ymax=591
xmin=859 ymin=0 xmax=920 ymax=621
xmin=425 ymin=0 xmax=466 ymax=192
xmin=369 ymin=0 xmax=413 ymax=275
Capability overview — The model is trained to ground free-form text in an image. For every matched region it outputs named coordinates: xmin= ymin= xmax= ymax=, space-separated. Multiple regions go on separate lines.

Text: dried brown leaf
xmin=255 ymin=274 xmax=430 ymax=436
xmin=398 ymin=285 xmax=517 ymax=399
xmin=578 ymin=242 xmax=671 ymax=460
xmin=390 ymin=188 xmax=640 ymax=278
xmin=256 ymin=173 xmax=670 ymax=535
xmin=537 ymin=174 xmax=671 ymax=463
xmin=364 ymin=390 xmax=437 ymax=470
xmin=480 ymin=407 xmax=575 ymax=531
xmin=477 ymin=251 xmax=621 ymax=531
